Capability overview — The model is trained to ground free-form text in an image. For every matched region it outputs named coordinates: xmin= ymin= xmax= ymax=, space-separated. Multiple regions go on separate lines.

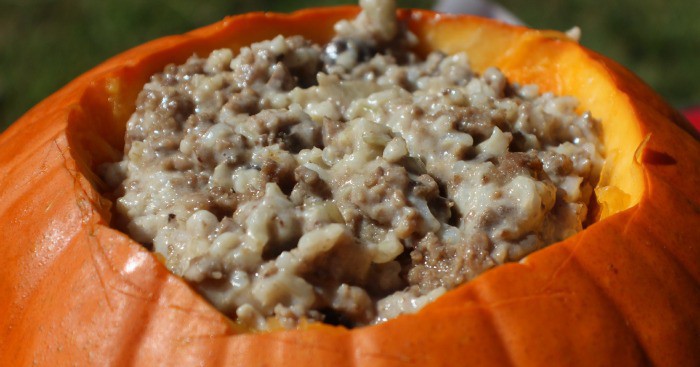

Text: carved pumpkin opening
xmin=66 ymin=7 xmax=641 ymax=330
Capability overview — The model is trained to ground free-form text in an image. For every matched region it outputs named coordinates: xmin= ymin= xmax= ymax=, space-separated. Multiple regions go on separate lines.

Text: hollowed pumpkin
xmin=1 ymin=6 xmax=698 ymax=366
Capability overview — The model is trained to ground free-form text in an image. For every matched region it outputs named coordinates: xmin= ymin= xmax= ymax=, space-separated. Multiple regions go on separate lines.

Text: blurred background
xmin=1 ymin=0 xmax=698 ymax=131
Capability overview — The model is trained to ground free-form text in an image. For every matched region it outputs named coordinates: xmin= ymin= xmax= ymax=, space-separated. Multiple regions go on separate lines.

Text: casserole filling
xmin=104 ymin=0 xmax=603 ymax=329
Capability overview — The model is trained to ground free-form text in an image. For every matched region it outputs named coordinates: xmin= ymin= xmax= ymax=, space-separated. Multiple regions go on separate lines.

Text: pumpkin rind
xmin=1 ymin=7 xmax=698 ymax=366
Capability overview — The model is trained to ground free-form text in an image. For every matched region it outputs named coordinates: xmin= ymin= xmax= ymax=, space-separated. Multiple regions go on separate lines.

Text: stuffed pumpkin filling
xmin=103 ymin=0 xmax=603 ymax=329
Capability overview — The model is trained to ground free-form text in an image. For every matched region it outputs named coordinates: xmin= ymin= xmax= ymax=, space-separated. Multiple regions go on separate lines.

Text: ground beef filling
xmin=104 ymin=1 xmax=602 ymax=329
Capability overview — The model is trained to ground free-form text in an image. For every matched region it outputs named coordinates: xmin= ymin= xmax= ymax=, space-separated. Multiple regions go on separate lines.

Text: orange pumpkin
xmin=1 ymin=6 xmax=698 ymax=366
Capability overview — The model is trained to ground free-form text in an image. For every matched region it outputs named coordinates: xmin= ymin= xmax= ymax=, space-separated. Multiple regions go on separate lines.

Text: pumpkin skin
xmin=1 ymin=6 xmax=699 ymax=366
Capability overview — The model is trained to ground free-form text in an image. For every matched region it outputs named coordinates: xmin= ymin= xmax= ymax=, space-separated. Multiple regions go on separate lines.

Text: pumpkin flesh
xmin=0 ymin=6 xmax=698 ymax=366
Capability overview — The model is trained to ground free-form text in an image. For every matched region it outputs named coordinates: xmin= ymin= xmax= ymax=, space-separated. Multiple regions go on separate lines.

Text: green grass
xmin=1 ymin=0 xmax=698 ymax=131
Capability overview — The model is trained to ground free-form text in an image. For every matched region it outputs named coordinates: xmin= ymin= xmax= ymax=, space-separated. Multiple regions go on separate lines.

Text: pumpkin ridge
xmin=86 ymin=230 xmax=120 ymax=313
xmin=110 ymin=253 xmax=167 ymax=367
xmin=5 ymin=229 xmax=100 ymax=366
xmin=570 ymin=215 xmax=694 ymax=365
xmin=234 ymin=330 xmax=352 ymax=366
xmin=537 ymin=228 xmax=587 ymax=292
xmin=470 ymin=288 xmax=519 ymax=367
xmin=0 ymin=141 xmax=51 ymax=217
xmin=0 ymin=133 xmax=66 ymax=213
xmin=551 ymin=236 xmax=652 ymax=364
xmin=637 ymin=180 xmax=700 ymax=284
xmin=0 ymin=142 xmax=87 ymax=320
xmin=630 ymin=218 xmax=700 ymax=313
xmin=465 ymin=230 xmax=651 ymax=364
xmin=348 ymin=326 xmax=435 ymax=366
xmin=567 ymin=246 xmax=652 ymax=365
xmin=404 ymin=291 xmax=516 ymax=365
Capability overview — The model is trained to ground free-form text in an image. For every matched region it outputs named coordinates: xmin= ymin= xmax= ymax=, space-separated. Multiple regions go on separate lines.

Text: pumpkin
xmin=1 ymin=6 xmax=698 ymax=366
